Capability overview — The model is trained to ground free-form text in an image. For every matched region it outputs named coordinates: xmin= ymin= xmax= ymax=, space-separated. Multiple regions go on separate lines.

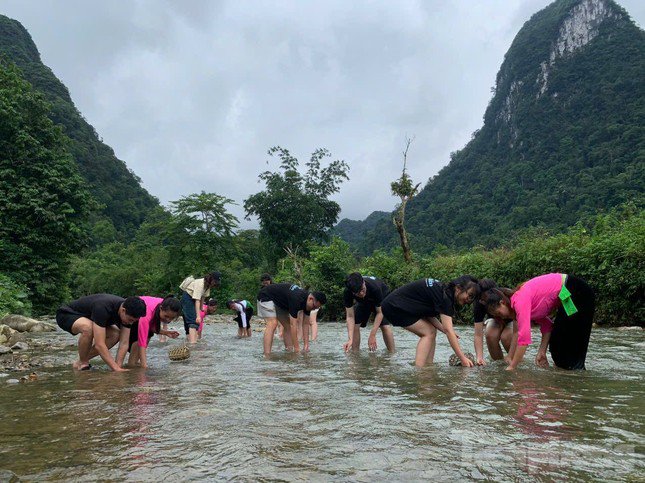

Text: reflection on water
xmin=0 ymin=324 xmax=643 ymax=480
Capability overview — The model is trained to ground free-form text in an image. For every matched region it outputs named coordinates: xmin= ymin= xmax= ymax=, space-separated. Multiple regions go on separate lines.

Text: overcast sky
xmin=2 ymin=0 xmax=644 ymax=227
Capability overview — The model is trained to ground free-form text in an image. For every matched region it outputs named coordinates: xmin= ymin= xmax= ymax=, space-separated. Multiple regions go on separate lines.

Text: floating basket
xmin=448 ymin=352 xmax=476 ymax=367
xmin=168 ymin=344 xmax=190 ymax=361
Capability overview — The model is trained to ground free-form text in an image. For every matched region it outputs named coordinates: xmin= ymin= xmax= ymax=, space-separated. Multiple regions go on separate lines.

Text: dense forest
xmin=0 ymin=1 xmax=643 ymax=325
xmin=334 ymin=0 xmax=644 ymax=255
xmin=0 ymin=15 xmax=159 ymax=238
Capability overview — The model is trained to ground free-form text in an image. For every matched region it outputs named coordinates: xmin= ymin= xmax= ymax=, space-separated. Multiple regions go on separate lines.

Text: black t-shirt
xmin=258 ymin=283 xmax=310 ymax=318
xmin=473 ymin=301 xmax=488 ymax=324
xmin=382 ymin=278 xmax=454 ymax=318
xmin=62 ymin=294 xmax=125 ymax=328
xmin=343 ymin=276 xmax=389 ymax=308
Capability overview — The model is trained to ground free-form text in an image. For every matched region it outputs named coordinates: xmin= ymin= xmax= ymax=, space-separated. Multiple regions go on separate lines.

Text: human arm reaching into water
xmin=343 ymin=307 xmax=356 ymax=352
xmin=303 ymin=314 xmax=311 ymax=352
xmin=439 ymin=314 xmax=474 ymax=367
xmin=474 ymin=322 xmax=485 ymax=365
xmin=367 ymin=307 xmax=385 ymax=351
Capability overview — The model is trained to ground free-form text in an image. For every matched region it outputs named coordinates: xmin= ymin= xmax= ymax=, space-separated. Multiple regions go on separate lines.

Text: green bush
xmin=0 ymin=273 xmax=32 ymax=317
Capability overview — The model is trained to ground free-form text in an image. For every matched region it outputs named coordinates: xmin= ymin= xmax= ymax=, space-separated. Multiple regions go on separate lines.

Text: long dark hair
xmin=204 ymin=271 xmax=222 ymax=291
xmin=150 ymin=295 xmax=181 ymax=335
xmin=445 ymin=275 xmax=481 ymax=301
xmin=480 ymin=287 xmax=516 ymax=310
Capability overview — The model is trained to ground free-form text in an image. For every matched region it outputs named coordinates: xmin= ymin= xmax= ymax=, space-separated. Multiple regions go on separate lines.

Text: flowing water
xmin=0 ymin=324 xmax=643 ymax=481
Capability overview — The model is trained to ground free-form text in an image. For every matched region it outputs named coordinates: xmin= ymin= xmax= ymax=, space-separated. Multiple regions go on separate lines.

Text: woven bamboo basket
xmin=448 ymin=352 xmax=476 ymax=366
xmin=168 ymin=344 xmax=190 ymax=361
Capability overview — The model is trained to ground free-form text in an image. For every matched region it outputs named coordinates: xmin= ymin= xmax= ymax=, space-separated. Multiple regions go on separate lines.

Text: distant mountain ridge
xmin=335 ymin=0 xmax=644 ymax=255
xmin=0 ymin=15 xmax=159 ymax=236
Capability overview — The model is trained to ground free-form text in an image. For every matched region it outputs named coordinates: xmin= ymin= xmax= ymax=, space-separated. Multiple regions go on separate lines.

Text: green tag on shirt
xmin=559 ymin=275 xmax=578 ymax=316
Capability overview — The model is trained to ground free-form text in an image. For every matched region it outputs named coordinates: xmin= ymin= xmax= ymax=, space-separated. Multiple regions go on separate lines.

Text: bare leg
xmin=263 ymin=318 xmax=278 ymax=355
xmin=246 ymin=328 xmax=252 ymax=338
xmin=485 ymin=320 xmax=504 ymax=360
xmin=500 ymin=323 xmax=513 ymax=353
xmin=238 ymin=327 xmax=244 ymax=337
xmin=277 ymin=322 xmax=284 ymax=339
xmin=159 ymin=323 xmax=168 ymax=342
xmin=405 ymin=319 xmax=437 ymax=367
xmin=352 ymin=325 xmax=361 ymax=350
xmin=188 ymin=327 xmax=198 ymax=344
xmin=128 ymin=343 xmax=140 ymax=367
xmin=380 ymin=325 xmax=396 ymax=352
xmin=282 ymin=319 xmax=294 ymax=351
xmin=71 ymin=318 xmax=94 ymax=370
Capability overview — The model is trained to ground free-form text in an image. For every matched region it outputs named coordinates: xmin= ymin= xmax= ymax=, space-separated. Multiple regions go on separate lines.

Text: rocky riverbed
xmin=0 ymin=313 xmax=265 ymax=380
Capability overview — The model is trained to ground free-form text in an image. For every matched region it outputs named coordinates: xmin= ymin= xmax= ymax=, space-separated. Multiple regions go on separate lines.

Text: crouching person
xmin=56 ymin=294 xmax=146 ymax=372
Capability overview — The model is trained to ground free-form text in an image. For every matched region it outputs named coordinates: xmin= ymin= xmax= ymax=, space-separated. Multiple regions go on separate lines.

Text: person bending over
xmin=226 ymin=299 xmax=254 ymax=338
xmin=179 ymin=271 xmax=221 ymax=343
xmin=342 ymin=273 xmax=395 ymax=353
xmin=381 ymin=276 xmax=480 ymax=367
xmin=473 ymin=279 xmax=514 ymax=365
xmin=481 ymin=273 xmax=595 ymax=370
xmin=126 ymin=296 xmax=181 ymax=368
xmin=257 ymin=283 xmax=326 ymax=355
xmin=56 ymin=294 xmax=146 ymax=372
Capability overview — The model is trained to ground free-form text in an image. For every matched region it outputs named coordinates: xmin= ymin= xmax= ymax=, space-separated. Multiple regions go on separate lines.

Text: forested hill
xmin=335 ymin=0 xmax=645 ymax=255
xmin=0 ymin=15 xmax=159 ymax=237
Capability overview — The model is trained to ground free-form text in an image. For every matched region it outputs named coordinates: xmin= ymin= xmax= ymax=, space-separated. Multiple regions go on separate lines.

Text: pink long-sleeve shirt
xmin=137 ymin=296 xmax=164 ymax=348
xmin=511 ymin=273 xmax=564 ymax=346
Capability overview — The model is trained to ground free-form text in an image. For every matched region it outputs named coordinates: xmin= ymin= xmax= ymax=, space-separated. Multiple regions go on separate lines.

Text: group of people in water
xmin=55 ymin=269 xmax=595 ymax=372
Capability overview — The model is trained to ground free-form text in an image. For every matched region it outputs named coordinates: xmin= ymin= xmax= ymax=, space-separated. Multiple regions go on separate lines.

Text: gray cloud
xmin=2 ymin=0 xmax=644 ymax=227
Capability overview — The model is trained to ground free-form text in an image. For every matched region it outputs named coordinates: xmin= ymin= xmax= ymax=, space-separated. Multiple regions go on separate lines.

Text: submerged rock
xmin=0 ymin=345 xmax=11 ymax=355
xmin=449 ymin=353 xmax=476 ymax=367
xmin=6 ymin=379 xmax=19 ymax=384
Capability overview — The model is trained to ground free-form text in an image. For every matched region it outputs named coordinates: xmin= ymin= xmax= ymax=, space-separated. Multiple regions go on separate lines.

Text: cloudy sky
xmin=2 ymin=0 xmax=644 ymax=227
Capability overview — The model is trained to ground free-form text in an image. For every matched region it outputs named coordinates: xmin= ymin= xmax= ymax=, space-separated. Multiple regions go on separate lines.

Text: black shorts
xmin=234 ymin=307 xmax=254 ymax=329
xmin=381 ymin=301 xmax=426 ymax=328
xmin=353 ymin=302 xmax=391 ymax=328
xmin=56 ymin=307 xmax=84 ymax=334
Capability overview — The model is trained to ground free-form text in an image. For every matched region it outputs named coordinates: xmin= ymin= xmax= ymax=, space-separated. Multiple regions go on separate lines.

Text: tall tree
xmin=0 ymin=61 xmax=94 ymax=312
xmin=244 ymin=147 xmax=349 ymax=263
xmin=390 ymin=137 xmax=420 ymax=263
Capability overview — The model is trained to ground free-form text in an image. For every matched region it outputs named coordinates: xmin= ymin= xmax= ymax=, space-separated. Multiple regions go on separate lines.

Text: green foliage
xmin=0 ymin=15 xmax=159 ymax=238
xmin=244 ymin=147 xmax=349 ymax=263
xmin=0 ymin=60 xmax=93 ymax=313
xmin=337 ymin=0 xmax=645 ymax=256
xmin=0 ymin=273 xmax=32 ymax=317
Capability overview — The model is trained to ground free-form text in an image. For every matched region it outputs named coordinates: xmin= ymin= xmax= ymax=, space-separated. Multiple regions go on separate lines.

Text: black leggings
xmin=549 ymin=275 xmax=595 ymax=370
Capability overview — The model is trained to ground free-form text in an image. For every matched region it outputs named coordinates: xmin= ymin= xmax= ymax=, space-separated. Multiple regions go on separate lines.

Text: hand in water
xmin=476 ymin=356 xmax=486 ymax=366
xmin=114 ymin=367 xmax=129 ymax=373
xmin=303 ymin=344 xmax=310 ymax=353
xmin=460 ymin=357 xmax=475 ymax=367
xmin=368 ymin=334 xmax=377 ymax=351
xmin=535 ymin=352 xmax=549 ymax=367
xmin=168 ymin=331 xmax=180 ymax=339
xmin=342 ymin=340 xmax=353 ymax=352
xmin=504 ymin=355 xmax=512 ymax=364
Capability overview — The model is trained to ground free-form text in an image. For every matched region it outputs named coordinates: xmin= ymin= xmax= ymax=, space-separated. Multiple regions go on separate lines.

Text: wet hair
xmin=345 ymin=272 xmax=363 ymax=294
xmin=260 ymin=273 xmax=273 ymax=283
xmin=226 ymin=300 xmax=235 ymax=308
xmin=312 ymin=291 xmax=327 ymax=305
xmin=206 ymin=298 xmax=218 ymax=307
xmin=445 ymin=275 xmax=481 ymax=300
xmin=123 ymin=296 xmax=146 ymax=318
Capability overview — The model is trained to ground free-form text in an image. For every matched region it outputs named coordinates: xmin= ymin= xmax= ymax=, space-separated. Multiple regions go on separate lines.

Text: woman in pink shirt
xmin=481 ymin=273 xmax=595 ymax=370
xmin=127 ymin=296 xmax=181 ymax=368
xmin=197 ymin=299 xmax=218 ymax=339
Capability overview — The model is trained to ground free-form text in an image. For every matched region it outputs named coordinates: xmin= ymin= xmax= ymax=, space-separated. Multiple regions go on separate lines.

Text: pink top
xmin=511 ymin=273 xmax=563 ymax=346
xmin=198 ymin=306 xmax=207 ymax=332
xmin=137 ymin=296 xmax=164 ymax=348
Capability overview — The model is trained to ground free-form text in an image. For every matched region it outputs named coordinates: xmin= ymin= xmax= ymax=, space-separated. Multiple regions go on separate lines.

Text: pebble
xmin=11 ymin=342 xmax=29 ymax=350
xmin=0 ymin=345 xmax=11 ymax=354
xmin=6 ymin=379 xmax=19 ymax=384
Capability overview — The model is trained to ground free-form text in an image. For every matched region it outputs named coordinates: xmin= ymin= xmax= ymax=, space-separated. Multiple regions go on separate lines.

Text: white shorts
xmin=257 ymin=300 xmax=289 ymax=323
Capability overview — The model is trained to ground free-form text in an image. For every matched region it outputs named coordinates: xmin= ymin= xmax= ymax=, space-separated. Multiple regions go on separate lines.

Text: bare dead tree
xmin=390 ymin=136 xmax=420 ymax=263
